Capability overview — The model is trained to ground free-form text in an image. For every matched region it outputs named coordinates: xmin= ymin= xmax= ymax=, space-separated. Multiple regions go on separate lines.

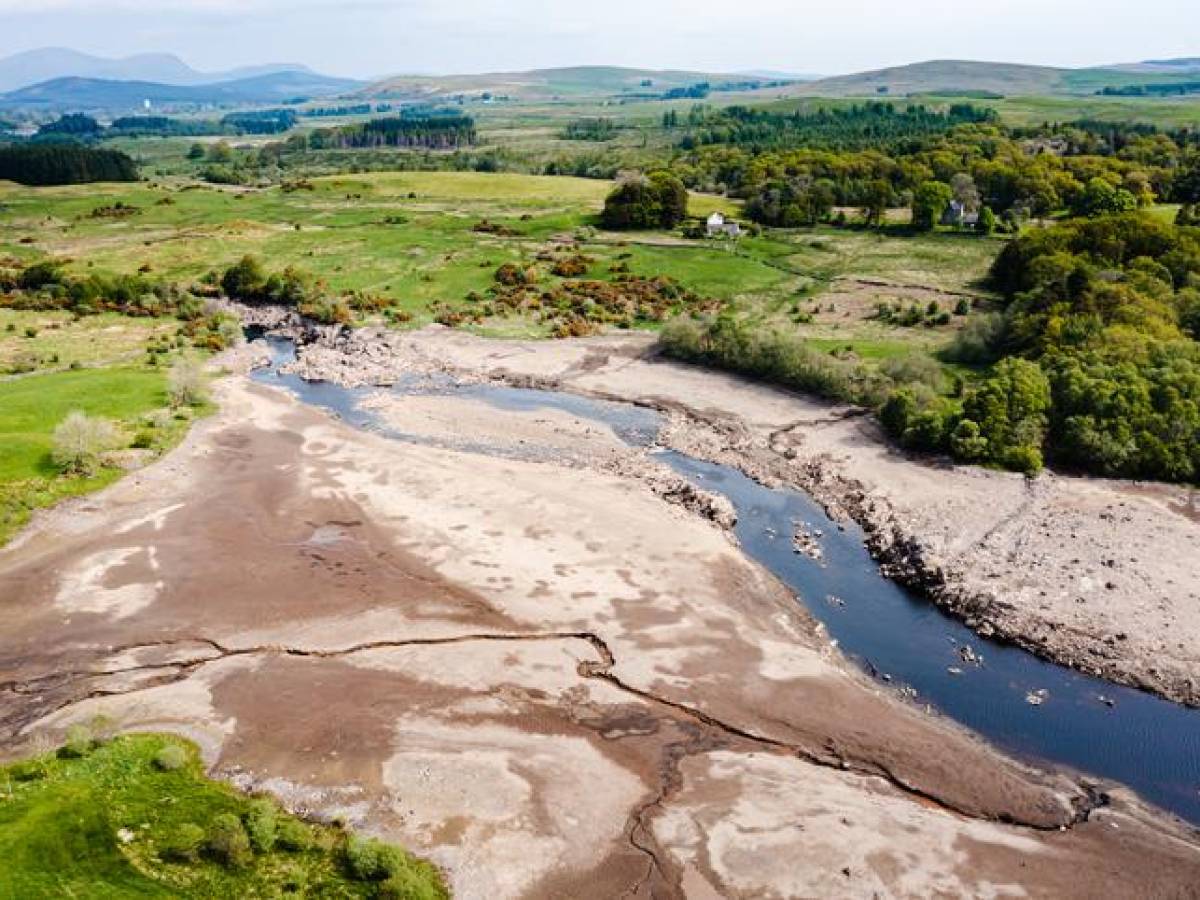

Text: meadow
xmin=0 ymin=731 xmax=446 ymax=898
xmin=0 ymin=170 xmax=998 ymax=342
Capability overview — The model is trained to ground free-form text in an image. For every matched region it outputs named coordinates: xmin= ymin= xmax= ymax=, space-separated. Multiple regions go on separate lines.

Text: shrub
xmin=206 ymin=813 xmax=252 ymax=868
xmin=162 ymin=823 xmax=206 ymax=862
xmin=378 ymin=871 xmax=447 ymax=900
xmin=345 ymin=835 xmax=408 ymax=881
xmin=949 ymin=419 xmax=989 ymax=461
xmin=51 ymin=411 xmax=118 ymax=476
xmin=168 ymin=357 xmax=207 ymax=408
xmin=243 ymin=798 xmax=277 ymax=853
xmin=153 ymin=744 xmax=188 ymax=771
xmin=57 ymin=724 xmax=93 ymax=759
xmin=276 ymin=818 xmax=313 ymax=852
xmin=879 ymin=354 xmax=945 ymax=392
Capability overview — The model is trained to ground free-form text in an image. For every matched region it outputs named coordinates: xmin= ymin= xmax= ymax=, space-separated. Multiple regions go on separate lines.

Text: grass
xmin=0 ymin=356 xmax=204 ymax=545
xmin=0 ymin=367 xmax=168 ymax=482
xmin=0 ymin=732 xmax=446 ymax=898
xmin=0 ymin=310 xmax=176 ymax=374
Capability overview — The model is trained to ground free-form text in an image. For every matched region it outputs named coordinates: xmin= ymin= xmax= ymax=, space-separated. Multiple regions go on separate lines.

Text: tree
xmin=187 ymin=143 xmax=206 ymax=160
xmin=862 ymin=179 xmax=892 ymax=229
xmin=52 ymin=411 xmax=118 ymax=475
xmin=960 ymin=358 xmax=1051 ymax=473
xmin=1073 ymin=177 xmax=1138 ymax=217
xmin=221 ymin=255 xmax=266 ymax=301
xmin=950 ymin=172 xmax=981 ymax=215
xmin=976 ymin=205 xmax=997 ymax=236
xmin=206 ymin=141 xmax=234 ymax=164
xmin=911 ymin=181 xmax=953 ymax=232
xmin=600 ymin=171 xmax=688 ymax=230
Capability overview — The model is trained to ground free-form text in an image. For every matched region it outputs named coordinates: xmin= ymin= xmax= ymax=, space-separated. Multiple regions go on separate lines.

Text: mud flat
xmin=1 ymin=352 xmax=1198 ymax=896
xmin=309 ymin=324 xmax=1200 ymax=710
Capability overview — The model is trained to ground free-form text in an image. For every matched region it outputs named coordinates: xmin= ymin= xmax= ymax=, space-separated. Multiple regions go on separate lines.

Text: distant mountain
xmin=0 ymin=48 xmax=322 ymax=93
xmin=784 ymin=59 xmax=1200 ymax=98
xmin=0 ymin=70 xmax=363 ymax=111
xmin=361 ymin=66 xmax=784 ymax=101
xmin=1110 ymin=57 xmax=1200 ymax=74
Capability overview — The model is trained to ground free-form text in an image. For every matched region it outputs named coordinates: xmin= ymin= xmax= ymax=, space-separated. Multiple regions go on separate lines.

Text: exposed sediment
xmin=271 ymin=319 xmax=1200 ymax=708
xmin=2 ymin=325 xmax=1199 ymax=897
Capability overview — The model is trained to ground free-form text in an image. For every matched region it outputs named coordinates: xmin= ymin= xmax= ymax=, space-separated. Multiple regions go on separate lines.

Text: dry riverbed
xmin=1 ymin=329 xmax=1199 ymax=897
xmin=278 ymin=320 xmax=1200 ymax=709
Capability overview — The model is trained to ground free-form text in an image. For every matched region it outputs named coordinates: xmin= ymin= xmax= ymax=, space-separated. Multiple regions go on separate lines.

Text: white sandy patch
xmin=23 ymin=656 xmax=256 ymax=762
xmin=381 ymin=718 xmax=645 ymax=900
xmin=656 ymin=750 xmax=1045 ymax=899
xmin=755 ymin=637 xmax=839 ymax=681
xmin=114 ymin=501 xmax=185 ymax=535
xmin=54 ymin=546 xmax=162 ymax=618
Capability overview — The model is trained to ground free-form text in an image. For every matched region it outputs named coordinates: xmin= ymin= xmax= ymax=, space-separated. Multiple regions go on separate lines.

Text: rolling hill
xmin=785 ymin=59 xmax=1200 ymax=97
xmin=360 ymin=65 xmax=785 ymax=101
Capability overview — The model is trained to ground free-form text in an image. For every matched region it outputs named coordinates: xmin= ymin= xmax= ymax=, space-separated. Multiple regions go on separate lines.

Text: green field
xmin=0 ymin=732 xmax=446 ymax=898
xmin=0 ymin=307 xmax=200 ymax=541
xmin=0 ymin=170 xmax=994 ymax=336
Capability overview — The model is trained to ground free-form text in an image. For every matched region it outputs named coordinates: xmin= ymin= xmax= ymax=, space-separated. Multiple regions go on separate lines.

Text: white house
xmin=707 ymin=212 xmax=741 ymax=238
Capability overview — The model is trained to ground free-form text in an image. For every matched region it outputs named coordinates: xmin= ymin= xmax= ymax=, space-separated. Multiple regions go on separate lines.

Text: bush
xmin=275 ymin=818 xmax=313 ymax=852
xmin=879 ymin=354 xmax=945 ymax=392
xmin=162 ymin=823 xmax=206 ymax=862
xmin=51 ymin=411 xmax=118 ymax=476
xmin=378 ymin=871 xmax=447 ymax=900
xmin=345 ymin=835 xmax=408 ymax=881
xmin=206 ymin=813 xmax=252 ymax=868
xmin=168 ymin=357 xmax=207 ymax=408
xmin=57 ymin=724 xmax=93 ymax=759
xmin=243 ymin=798 xmax=277 ymax=853
xmin=153 ymin=744 xmax=188 ymax=772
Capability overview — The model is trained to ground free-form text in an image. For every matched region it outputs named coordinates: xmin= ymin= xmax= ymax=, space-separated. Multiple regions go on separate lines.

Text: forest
xmin=307 ymin=113 xmax=477 ymax=150
xmin=674 ymin=101 xmax=998 ymax=151
xmin=0 ymin=144 xmax=138 ymax=185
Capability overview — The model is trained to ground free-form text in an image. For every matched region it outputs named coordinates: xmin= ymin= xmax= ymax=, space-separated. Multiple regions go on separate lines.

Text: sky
xmin=1 ymin=0 xmax=1196 ymax=79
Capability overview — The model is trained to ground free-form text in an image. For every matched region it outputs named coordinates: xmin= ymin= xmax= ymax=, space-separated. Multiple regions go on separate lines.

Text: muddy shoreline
xmin=3 ymin=317 xmax=1199 ymax=896
xmin=250 ymin=309 xmax=1200 ymax=709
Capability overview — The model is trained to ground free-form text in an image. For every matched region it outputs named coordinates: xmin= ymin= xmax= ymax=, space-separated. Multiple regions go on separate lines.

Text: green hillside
xmin=786 ymin=59 xmax=1200 ymax=97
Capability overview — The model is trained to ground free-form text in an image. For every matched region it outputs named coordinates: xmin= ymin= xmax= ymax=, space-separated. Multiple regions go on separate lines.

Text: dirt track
xmin=1 ymin=340 xmax=1199 ymax=897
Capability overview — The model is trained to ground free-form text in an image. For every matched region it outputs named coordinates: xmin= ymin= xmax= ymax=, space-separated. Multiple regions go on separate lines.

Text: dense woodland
xmin=307 ymin=113 xmax=477 ymax=150
xmin=673 ymin=102 xmax=998 ymax=151
xmin=667 ymin=118 xmax=1200 ymax=229
xmin=0 ymin=144 xmax=138 ymax=185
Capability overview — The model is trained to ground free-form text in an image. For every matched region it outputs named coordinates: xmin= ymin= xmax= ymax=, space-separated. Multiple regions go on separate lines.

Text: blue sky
xmin=2 ymin=0 xmax=1195 ymax=78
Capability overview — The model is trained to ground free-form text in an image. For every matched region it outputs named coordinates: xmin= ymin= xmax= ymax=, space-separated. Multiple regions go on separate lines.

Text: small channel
xmin=252 ymin=335 xmax=1200 ymax=827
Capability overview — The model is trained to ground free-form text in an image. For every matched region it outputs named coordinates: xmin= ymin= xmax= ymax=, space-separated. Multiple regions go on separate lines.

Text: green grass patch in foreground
xmin=0 ymin=732 xmax=447 ymax=899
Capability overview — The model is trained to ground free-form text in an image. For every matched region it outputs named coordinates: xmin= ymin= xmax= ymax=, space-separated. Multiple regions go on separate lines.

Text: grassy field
xmin=0 ymin=170 xmax=995 ymax=340
xmin=0 ymin=336 xmax=206 ymax=545
xmin=0 ymin=309 xmax=177 ymax=374
xmin=0 ymin=732 xmax=446 ymax=898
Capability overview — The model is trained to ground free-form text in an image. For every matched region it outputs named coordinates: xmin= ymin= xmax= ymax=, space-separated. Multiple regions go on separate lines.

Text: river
xmin=251 ymin=334 xmax=1200 ymax=827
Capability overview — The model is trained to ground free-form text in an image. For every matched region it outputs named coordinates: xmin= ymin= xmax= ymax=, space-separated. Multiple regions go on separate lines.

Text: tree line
xmin=0 ymin=144 xmax=138 ymax=185
xmin=676 ymin=102 xmax=998 ymax=152
xmin=306 ymin=114 xmax=477 ymax=150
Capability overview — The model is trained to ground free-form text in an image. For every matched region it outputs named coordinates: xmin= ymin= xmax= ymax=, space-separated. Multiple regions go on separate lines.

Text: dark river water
xmin=251 ymin=335 xmax=1200 ymax=827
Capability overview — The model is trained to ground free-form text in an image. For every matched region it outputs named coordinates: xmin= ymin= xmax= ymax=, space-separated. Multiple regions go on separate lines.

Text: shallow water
xmin=252 ymin=335 xmax=1200 ymax=826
